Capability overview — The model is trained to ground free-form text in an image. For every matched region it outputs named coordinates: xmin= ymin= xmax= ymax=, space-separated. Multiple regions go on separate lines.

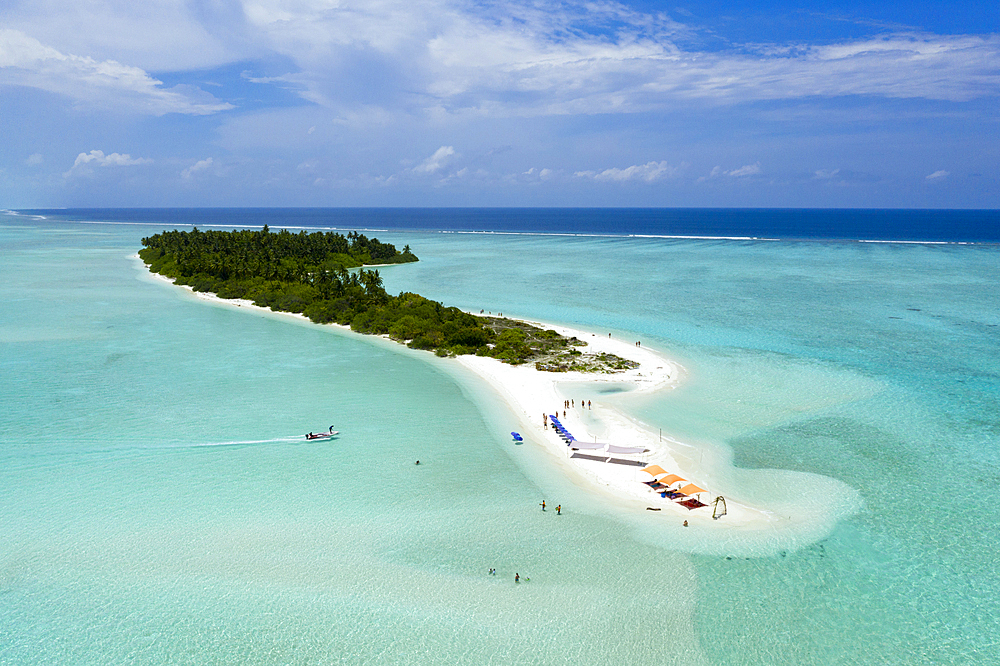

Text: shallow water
xmin=2 ymin=213 xmax=998 ymax=664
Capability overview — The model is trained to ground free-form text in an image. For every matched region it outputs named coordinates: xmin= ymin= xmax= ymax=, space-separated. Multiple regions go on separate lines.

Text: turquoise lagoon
xmin=1 ymin=213 xmax=998 ymax=664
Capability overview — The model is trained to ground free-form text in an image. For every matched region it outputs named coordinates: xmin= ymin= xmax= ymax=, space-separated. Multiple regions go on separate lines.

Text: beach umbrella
xmin=639 ymin=464 xmax=668 ymax=478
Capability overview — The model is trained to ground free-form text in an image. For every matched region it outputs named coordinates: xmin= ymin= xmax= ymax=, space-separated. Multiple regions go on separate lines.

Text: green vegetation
xmin=480 ymin=318 xmax=577 ymax=365
xmin=535 ymin=350 xmax=640 ymax=373
xmin=140 ymin=226 xmax=638 ymax=372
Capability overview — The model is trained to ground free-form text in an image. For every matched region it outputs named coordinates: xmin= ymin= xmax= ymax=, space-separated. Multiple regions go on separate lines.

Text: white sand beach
xmin=139 ymin=259 xmax=822 ymax=532
xmin=453 ymin=320 xmax=784 ymax=528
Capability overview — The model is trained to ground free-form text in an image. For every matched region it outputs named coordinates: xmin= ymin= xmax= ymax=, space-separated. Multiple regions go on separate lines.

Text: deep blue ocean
xmin=15 ymin=207 xmax=1000 ymax=242
xmin=2 ymin=207 xmax=999 ymax=665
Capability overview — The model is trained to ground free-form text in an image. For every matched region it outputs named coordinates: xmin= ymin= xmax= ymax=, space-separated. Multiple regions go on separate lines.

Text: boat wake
xmin=188 ymin=436 xmax=305 ymax=448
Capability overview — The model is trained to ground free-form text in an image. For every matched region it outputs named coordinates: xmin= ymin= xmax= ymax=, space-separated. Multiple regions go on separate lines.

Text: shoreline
xmin=452 ymin=321 xmax=783 ymax=528
xmin=136 ymin=256 xmax=856 ymax=539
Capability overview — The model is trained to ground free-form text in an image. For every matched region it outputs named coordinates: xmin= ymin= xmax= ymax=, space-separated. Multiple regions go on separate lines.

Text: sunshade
xmin=570 ymin=441 xmax=606 ymax=450
xmin=657 ymin=474 xmax=685 ymax=486
xmin=678 ymin=483 xmax=706 ymax=496
xmin=640 ymin=465 xmax=668 ymax=477
xmin=606 ymin=444 xmax=647 ymax=455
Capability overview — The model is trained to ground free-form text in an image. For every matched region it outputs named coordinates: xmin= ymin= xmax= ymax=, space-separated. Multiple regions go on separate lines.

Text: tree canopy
xmin=140 ymin=227 xmax=498 ymax=358
xmin=139 ymin=227 xmax=633 ymax=370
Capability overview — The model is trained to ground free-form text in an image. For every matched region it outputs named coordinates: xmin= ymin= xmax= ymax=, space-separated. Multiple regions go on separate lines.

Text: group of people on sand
xmin=562 ymin=398 xmax=591 ymax=410
xmin=547 ymin=398 xmax=592 ymax=423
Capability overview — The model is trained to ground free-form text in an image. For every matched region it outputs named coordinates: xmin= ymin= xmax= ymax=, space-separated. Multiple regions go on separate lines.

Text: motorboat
xmin=306 ymin=426 xmax=338 ymax=440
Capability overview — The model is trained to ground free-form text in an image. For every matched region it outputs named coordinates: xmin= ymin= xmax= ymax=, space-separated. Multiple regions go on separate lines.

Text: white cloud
xmin=25 ymin=153 xmax=43 ymax=166
xmin=234 ymin=0 xmax=1000 ymax=118
xmin=4 ymin=4 xmax=998 ymax=124
xmin=575 ymin=160 xmax=681 ymax=183
xmin=727 ymin=162 xmax=763 ymax=177
xmin=0 ymin=1 xmax=240 ymax=72
xmin=181 ymin=157 xmax=214 ymax=180
xmin=412 ymin=146 xmax=456 ymax=174
xmin=0 ymin=29 xmax=232 ymax=115
xmin=814 ymin=168 xmax=841 ymax=180
xmin=520 ymin=167 xmax=556 ymax=182
xmin=702 ymin=163 xmax=763 ymax=181
xmin=63 ymin=149 xmax=152 ymax=177
xmin=926 ymin=170 xmax=950 ymax=180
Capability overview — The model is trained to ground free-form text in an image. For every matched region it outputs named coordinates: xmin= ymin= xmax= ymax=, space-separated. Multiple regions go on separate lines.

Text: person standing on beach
xmin=540 ymin=500 xmax=546 ymax=511
xmin=556 ymin=505 xmax=561 ymax=515
xmin=515 ymin=573 xmax=520 ymax=583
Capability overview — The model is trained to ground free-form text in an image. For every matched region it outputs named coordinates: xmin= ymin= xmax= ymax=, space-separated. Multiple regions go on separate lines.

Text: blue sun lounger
xmin=511 ymin=432 xmax=523 ymax=442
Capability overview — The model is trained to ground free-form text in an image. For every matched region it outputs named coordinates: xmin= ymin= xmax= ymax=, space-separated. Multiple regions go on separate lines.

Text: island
xmin=139 ymin=226 xmax=637 ymax=373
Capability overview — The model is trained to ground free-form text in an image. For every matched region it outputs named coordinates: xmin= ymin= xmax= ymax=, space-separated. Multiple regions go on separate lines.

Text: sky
xmin=0 ymin=0 xmax=997 ymax=208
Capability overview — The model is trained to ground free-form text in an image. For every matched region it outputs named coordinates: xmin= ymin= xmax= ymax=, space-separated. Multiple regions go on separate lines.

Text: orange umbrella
xmin=678 ymin=483 xmax=706 ymax=496
xmin=640 ymin=465 xmax=668 ymax=478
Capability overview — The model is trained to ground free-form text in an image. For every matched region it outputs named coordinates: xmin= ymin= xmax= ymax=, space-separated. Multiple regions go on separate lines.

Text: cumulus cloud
xmin=63 ymin=149 xmax=152 ymax=177
xmin=925 ymin=170 xmax=950 ymax=181
xmin=0 ymin=29 xmax=232 ymax=115
xmin=181 ymin=157 xmax=213 ymax=180
xmin=412 ymin=146 xmax=456 ymax=174
xmin=521 ymin=167 xmax=556 ymax=182
xmin=575 ymin=161 xmax=681 ymax=183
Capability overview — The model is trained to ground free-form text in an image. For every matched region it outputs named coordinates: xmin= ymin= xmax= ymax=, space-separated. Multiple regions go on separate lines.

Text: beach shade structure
xmin=570 ymin=440 xmax=606 ymax=450
xmin=677 ymin=483 xmax=706 ymax=497
xmin=658 ymin=474 xmax=685 ymax=487
xmin=639 ymin=465 xmax=668 ymax=479
xmin=650 ymin=473 xmax=685 ymax=490
xmin=606 ymin=444 xmax=647 ymax=455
